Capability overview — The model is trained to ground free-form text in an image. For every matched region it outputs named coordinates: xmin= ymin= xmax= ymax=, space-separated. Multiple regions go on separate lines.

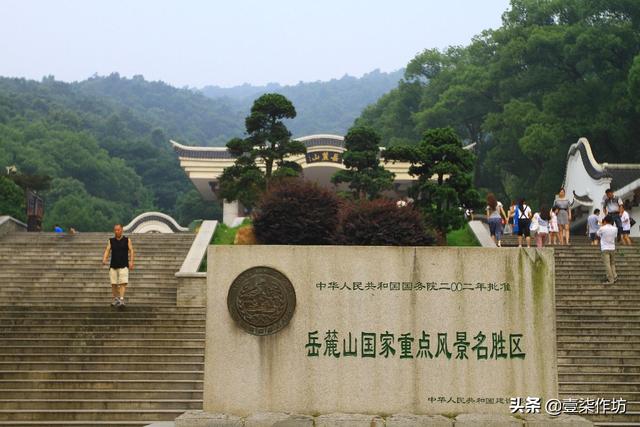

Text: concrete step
xmin=0 ymin=297 xmax=177 ymax=305
xmin=559 ymin=357 xmax=640 ymax=365
xmin=557 ymin=342 xmax=640 ymax=350
xmin=558 ymin=328 xmax=640 ymax=335
xmin=0 ymin=271 xmax=181 ymax=277
xmin=556 ymin=292 xmax=640 ymax=297
xmin=0 ymin=319 xmax=205 ymax=326
xmin=0 ymin=295 xmax=178 ymax=302
xmin=0 ymin=362 xmax=204 ymax=371
xmin=559 ymin=381 xmax=640 ymax=392
xmin=554 ymin=300 xmax=640 ymax=307
xmin=558 ymin=321 xmax=640 ymax=328
xmin=0 ymin=325 xmax=204 ymax=333
xmin=0 ymin=389 xmax=202 ymax=400
xmin=0 ymin=346 xmax=204 ymax=355
xmin=0 ymin=371 xmax=203 ymax=381
xmin=0 ymin=421 xmax=170 ymax=426
xmin=1 ymin=302 xmax=180 ymax=307
xmin=0 ymin=281 xmax=180 ymax=286
xmin=559 ymin=373 xmax=640 ymax=382
xmin=556 ymin=307 xmax=640 ymax=314
xmin=0 ymin=246 xmax=192 ymax=251
xmin=0 ymin=354 xmax=203 ymax=363
xmin=559 ymin=364 xmax=640 ymax=374
xmin=0 ymin=338 xmax=205 ymax=347
xmin=0 ymin=314 xmax=205 ymax=321
xmin=0 ymin=257 xmax=185 ymax=261
xmin=559 ymin=350 xmax=640 ymax=357
xmin=556 ymin=294 xmax=640 ymax=300
xmin=556 ymin=268 xmax=640 ymax=273
xmin=1 ymin=343 xmax=204 ymax=355
xmin=0 ymin=379 xmax=203 ymax=390
xmin=557 ymin=315 xmax=640 ymax=322
xmin=558 ymin=333 xmax=640 ymax=341
xmin=0 ymin=331 xmax=205 ymax=339
xmin=0 ymin=290 xmax=177 ymax=298
xmin=0 ymin=305 xmax=204 ymax=313
xmin=0 ymin=408 xmax=188 ymax=422
xmin=556 ymin=276 xmax=640 ymax=282
xmin=0 ymin=399 xmax=201 ymax=410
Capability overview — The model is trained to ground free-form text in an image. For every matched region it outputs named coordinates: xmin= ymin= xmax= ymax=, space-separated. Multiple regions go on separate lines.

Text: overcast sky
xmin=0 ymin=0 xmax=510 ymax=88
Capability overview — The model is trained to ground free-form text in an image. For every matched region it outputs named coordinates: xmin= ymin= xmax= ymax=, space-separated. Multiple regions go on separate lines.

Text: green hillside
xmin=0 ymin=75 xmax=227 ymax=230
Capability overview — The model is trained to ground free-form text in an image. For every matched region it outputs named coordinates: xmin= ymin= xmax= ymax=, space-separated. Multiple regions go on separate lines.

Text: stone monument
xmin=200 ymin=246 xmax=558 ymax=419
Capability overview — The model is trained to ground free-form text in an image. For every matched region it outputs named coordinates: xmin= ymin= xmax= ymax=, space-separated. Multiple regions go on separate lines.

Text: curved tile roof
xmin=171 ymin=135 xmax=345 ymax=160
xmin=566 ymin=138 xmax=640 ymax=191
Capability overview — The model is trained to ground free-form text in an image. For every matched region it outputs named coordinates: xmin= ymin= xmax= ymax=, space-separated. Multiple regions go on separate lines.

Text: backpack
xmin=513 ymin=207 xmax=520 ymax=232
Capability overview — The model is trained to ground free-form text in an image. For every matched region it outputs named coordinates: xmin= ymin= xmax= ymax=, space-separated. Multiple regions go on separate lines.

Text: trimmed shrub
xmin=253 ymin=179 xmax=341 ymax=244
xmin=338 ymin=199 xmax=435 ymax=246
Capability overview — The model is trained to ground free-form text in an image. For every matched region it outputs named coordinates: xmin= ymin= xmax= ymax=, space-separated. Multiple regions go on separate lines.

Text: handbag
xmin=631 ymin=217 xmax=637 ymax=227
xmin=529 ymin=221 xmax=539 ymax=233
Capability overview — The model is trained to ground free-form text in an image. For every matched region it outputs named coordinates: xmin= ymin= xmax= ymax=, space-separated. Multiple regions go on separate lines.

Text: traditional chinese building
xmin=563 ymin=137 xmax=640 ymax=236
xmin=171 ymin=134 xmax=418 ymax=225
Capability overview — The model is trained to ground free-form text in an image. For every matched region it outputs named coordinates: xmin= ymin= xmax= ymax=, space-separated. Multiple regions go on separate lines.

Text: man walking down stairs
xmin=102 ymin=224 xmax=135 ymax=309
xmin=0 ymin=231 xmax=205 ymax=426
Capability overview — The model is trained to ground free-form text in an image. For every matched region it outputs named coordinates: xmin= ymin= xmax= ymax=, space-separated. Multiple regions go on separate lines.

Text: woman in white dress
xmin=533 ymin=207 xmax=551 ymax=248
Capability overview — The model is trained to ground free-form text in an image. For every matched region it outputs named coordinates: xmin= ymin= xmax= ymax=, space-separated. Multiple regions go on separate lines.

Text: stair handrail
xmin=176 ymin=220 xmax=217 ymax=276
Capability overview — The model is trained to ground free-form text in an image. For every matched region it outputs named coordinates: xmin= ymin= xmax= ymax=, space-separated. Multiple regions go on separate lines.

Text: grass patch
xmin=198 ymin=219 xmax=252 ymax=272
xmin=212 ymin=218 xmax=252 ymax=245
xmin=446 ymin=223 xmax=480 ymax=246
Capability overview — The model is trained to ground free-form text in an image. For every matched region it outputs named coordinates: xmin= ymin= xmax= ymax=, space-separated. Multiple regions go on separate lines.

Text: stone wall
xmin=0 ymin=215 xmax=27 ymax=239
xmin=176 ymin=273 xmax=207 ymax=306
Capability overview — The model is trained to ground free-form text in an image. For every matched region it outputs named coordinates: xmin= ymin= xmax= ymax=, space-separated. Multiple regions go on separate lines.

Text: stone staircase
xmin=0 ymin=232 xmax=204 ymax=426
xmin=502 ymin=234 xmax=640 ymax=426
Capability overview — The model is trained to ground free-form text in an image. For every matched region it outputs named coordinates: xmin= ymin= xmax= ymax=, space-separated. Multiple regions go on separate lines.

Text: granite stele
xmin=203 ymin=246 xmax=558 ymax=416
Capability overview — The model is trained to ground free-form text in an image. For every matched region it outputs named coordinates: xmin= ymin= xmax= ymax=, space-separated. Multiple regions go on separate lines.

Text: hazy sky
xmin=0 ymin=0 xmax=510 ymax=88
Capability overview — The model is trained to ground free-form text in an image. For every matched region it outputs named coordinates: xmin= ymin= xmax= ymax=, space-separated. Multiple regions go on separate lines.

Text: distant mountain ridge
xmin=199 ymin=69 xmax=404 ymax=137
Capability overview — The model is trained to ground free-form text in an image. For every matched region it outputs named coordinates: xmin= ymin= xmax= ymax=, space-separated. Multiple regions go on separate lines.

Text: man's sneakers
xmin=111 ymin=297 xmax=126 ymax=309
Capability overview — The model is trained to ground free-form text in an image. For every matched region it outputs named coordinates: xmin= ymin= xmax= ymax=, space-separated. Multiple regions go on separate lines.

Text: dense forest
xmin=0 ymin=71 xmax=401 ymax=230
xmin=357 ymin=0 xmax=640 ymax=205
xmin=200 ymin=69 xmax=403 ymax=136
xmin=0 ymin=75 xmax=232 ymax=230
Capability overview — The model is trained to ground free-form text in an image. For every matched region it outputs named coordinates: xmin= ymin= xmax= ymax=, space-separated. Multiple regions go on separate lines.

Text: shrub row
xmin=252 ymin=179 xmax=434 ymax=246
